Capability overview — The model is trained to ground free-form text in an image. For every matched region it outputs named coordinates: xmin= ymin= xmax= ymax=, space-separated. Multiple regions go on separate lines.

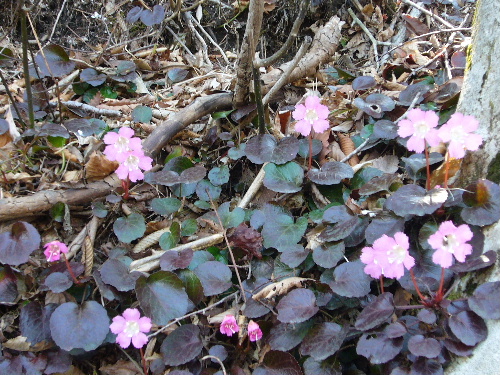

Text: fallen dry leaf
xmin=85 ymin=151 xmax=119 ymax=181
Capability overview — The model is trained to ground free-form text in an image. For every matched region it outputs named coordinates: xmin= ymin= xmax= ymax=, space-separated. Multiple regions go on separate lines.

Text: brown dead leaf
xmin=2 ymin=172 xmax=39 ymax=183
xmin=45 ymin=291 xmax=76 ymax=305
xmin=402 ymin=14 xmax=430 ymax=35
xmin=100 ymin=360 xmax=142 ymax=375
xmin=85 ymin=152 xmax=118 ymax=181
xmin=2 ymin=336 xmax=53 ymax=352
xmin=430 ymin=158 xmax=462 ymax=188
xmin=337 ymin=133 xmax=359 ymax=166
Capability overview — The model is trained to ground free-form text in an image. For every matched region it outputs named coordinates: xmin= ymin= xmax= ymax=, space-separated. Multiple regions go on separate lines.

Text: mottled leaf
xmin=307 ymin=161 xmax=354 ymax=185
xmin=355 ymin=293 xmax=394 ymax=331
xmin=161 ymin=325 xmax=202 ymax=366
xmin=299 ymin=322 xmax=347 ymax=360
xmin=356 ymin=333 xmax=403 ymax=364
xmin=276 ymin=288 xmax=319 ymax=323
xmin=385 ymin=185 xmax=448 ymax=216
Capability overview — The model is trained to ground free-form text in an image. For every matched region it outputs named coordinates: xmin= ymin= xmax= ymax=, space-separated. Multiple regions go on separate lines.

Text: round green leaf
xmin=263 ymin=162 xmax=303 ymax=193
xmin=113 ymin=213 xmax=146 ymax=243
xmin=151 ymin=197 xmax=181 ymax=216
xmin=208 ymin=165 xmax=230 ymax=186
xmin=132 ymin=106 xmax=153 ymax=123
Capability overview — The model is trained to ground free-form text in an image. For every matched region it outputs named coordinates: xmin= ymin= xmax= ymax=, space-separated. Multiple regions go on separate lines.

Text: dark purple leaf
xmin=160 ymin=248 xmax=194 ymax=271
xmin=449 ymin=250 xmax=496 ymax=273
xmin=135 ymin=271 xmax=189 ymax=325
xmin=461 ymin=179 xmax=500 ymax=226
xmin=38 ymin=122 xmax=70 ymax=138
xmin=298 ymin=138 xmax=322 ymax=157
xmin=356 ymin=333 xmax=403 ymax=364
xmin=176 ymin=269 xmax=204 ymax=305
xmin=448 ymin=310 xmax=487 ymax=346
xmin=228 ymin=223 xmax=263 ymax=259
xmin=319 ymin=219 xmax=358 ymax=242
xmin=408 ymin=335 xmax=441 ymax=358
xmin=0 ymin=266 xmax=18 ymax=303
xmin=402 ymin=153 xmax=444 ymax=180
xmin=373 ymin=120 xmax=398 ymax=140
xmin=168 ymin=371 xmax=192 ymax=375
xmin=253 ymin=351 xmax=302 ymax=375
xmin=19 ymin=352 xmax=47 ymax=374
xmin=299 ymin=322 xmax=347 ymax=360
xmin=92 ymin=269 xmax=120 ymax=301
xmin=280 ymin=245 xmax=310 ymax=268
xmin=268 ymin=321 xmax=313 ymax=351
xmin=49 ymin=301 xmax=109 ymax=351
xmin=409 ymin=357 xmax=443 ymax=375
xmin=146 ymin=166 xmax=206 ymax=186
xmin=365 ymin=214 xmax=405 ymax=244
xmin=100 ymin=258 xmax=141 ymax=291
xmin=167 ymin=68 xmax=190 ymax=83
xmin=161 ymin=325 xmax=202 ymax=366
xmin=276 ymin=288 xmax=319 ymax=323
xmin=113 ymin=212 xmax=146 ymax=243
xmin=344 ymin=217 xmax=369 ymax=247
xmin=355 ymin=293 xmax=394 ymax=331
xmin=354 ymin=94 xmax=395 ymax=118
xmin=352 ymin=76 xmax=376 ymax=90
xmin=312 ymin=240 xmax=344 ymax=268
xmin=417 ymin=309 xmax=437 ymax=324
xmin=0 ymin=222 xmax=41 ymax=266
xmin=242 ymin=278 xmax=271 ymax=318
xmin=399 ymin=82 xmax=431 ymax=106
xmin=140 ymin=5 xmax=165 ymax=26
xmin=403 ymin=14 xmax=430 ymax=35
xmin=469 ymin=281 xmax=500 ymax=319
xmin=43 ymin=272 xmax=72 ymax=293
xmin=384 ymin=322 xmax=407 ymax=338
xmin=385 ymin=185 xmax=448 ymax=216
xmin=320 ymin=260 xmax=371 ymax=298
xmin=307 ymin=161 xmax=354 ymax=185
xmin=209 ymin=344 xmax=228 ymax=362
xmin=359 ymin=173 xmax=400 ymax=195
xmin=126 ymin=6 xmax=143 ymax=23
xmin=45 ymin=349 xmax=71 ymax=374
xmin=80 ymin=68 xmax=106 ymax=86
xmin=303 ymin=356 xmax=341 ymax=375
xmin=443 ymin=339 xmax=474 ymax=357
xmin=64 ymin=118 xmax=98 ymax=137
xmin=193 ymin=261 xmax=232 ymax=296
xmin=34 ymin=44 xmax=75 ymax=77
xmin=20 ymin=302 xmax=56 ymax=345
xmin=245 ymin=135 xmax=299 ymax=165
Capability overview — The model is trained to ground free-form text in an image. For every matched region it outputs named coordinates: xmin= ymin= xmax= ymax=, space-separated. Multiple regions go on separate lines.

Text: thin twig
xmin=262 ymin=38 xmax=311 ymax=106
xmin=184 ymin=11 xmax=211 ymax=66
xmin=188 ymin=12 xmax=230 ymax=64
xmin=48 ymin=0 xmax=68 ymax=42
xmin=148 ymin=291 xmax=239 ymax=338
xmin=165 ymin=25 xmax=195 ymax=58
xmin=254 ymin=0 xmax=310 ymax=68
xmin=400 ymin=0 xmax=457 ymax=30
xmin=207 ymin=195 xmax=246 ymax=304
xmin=201 ymin=356 xmax=227 ymax=375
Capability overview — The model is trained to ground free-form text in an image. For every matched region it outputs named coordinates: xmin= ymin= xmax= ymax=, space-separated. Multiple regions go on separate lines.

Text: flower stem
xmin=308 ymin=134 xmax=313 ymax=171
xmin=409 ymin=268 xmax=428 ymax=304
xmin=62 ymin=253 xmax=80 ymax=285
xmin=379 ymin=275 xmax=385 ymax=293
xmin=443 ymin=151 xmax=450 ymax=188
xmin=424 ymin=141 xmax=431 ymax=190
xmin=435 ymin=267 xmax=446 ymax=303
xmin=140 ymin=347 xmax=148 ymax=375
xmin=122 ymin=178 xmax=130 ymax=200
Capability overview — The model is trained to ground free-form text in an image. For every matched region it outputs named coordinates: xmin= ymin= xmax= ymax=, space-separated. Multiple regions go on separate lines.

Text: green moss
xmin=486 ymin=152 xmax=500 ymax=184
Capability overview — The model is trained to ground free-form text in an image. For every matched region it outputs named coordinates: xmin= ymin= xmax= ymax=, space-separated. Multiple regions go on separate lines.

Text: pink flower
xmin=103 ymin=127 xmax=142 ymax=161
xmin=248 ymin=321 xmax=262 ymax=342
xmin=220 ymin=314 xmax=239 ymax=337
xmin=398 ymin=108 xmax=441 ymax=153
xmin=438 ymin=113 xmax=482 ymax=159
xmin=114 ymin=149 xmax=153 ymax=182
xmin=292 ymin=95 xmax=330 ymax=137
xmin=428 ymin=221 xmax=473 ymax=268
xmin=109 ymin=308 xmax=152 ymax=349
xmin=360 ymin=232 xmax=415 ymax=280
xmin=44 ymin=241 xmax=68 ymax=262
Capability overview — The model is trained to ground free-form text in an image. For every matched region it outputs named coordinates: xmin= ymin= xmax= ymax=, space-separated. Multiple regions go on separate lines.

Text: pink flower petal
xmin=292 ymin=104 xmax=306 ymax=121
xmin=131 ymin=332 xmax=149 ymax=349
xmin=138 ymin=317 xmax=152 ymax=332
xmin=116 ymin=332 xmax=132 ymax=349
xmin=123 ymin=308 xmax=141 ymax=321
xmin=406 ymin=135 xmax=425 ymax=154
xmin=432 ymin=249 xmax=453 ymax=268
xmin=312 ymin=119 xmax=330 ymax=133
xmin=110 ymin=316 xmax=126 ymax=334
xmin=294 ymin=119 xmax=312 ymax=137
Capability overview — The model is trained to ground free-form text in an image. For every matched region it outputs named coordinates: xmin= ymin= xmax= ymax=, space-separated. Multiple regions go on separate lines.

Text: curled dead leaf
xmin=252 ymin=277 xmax=313 ymax=301
xmin=337 ymin=133 xmax=359 ymax=166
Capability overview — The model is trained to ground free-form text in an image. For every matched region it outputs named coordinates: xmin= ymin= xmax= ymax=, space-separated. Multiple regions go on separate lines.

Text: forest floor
xmin=0 ymin=1 xmax=487 ymax=375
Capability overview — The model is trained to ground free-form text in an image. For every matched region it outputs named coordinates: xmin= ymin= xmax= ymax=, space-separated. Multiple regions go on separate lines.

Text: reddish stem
xmin=435 ymin=268 xmax=446 ymax=303
xmin=379 ymin=275 xmax=385 ymax=293
xmin=140 ymin=347 xmax=148 ymax=375
xmin=424 ymin=141 xmax=431 ymax=190
xmin=122 ymin=178 xmax=130 ymax=200
xmin=62 ymin=253 xmax=80 ymax=285
xmin=308 ymin=134 xmax=313 ymax=171
xmin=409 ymin=268 xmax=428 ymax=304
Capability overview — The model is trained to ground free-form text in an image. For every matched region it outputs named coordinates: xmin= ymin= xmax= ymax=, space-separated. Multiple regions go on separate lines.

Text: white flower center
xmin=124 ymin=154 xmax=140 ymax=170
xmin=124 ymin=321 xmax=140 ymax=337
xmin=47 ymin=245 xmax=60 ymax=261
xmin=449 ymin=125 xmax=465 ymax=144
xmin=116 ymin=136 xmax=130 ymax=152
xmin=414 ymin=121 xmax=430 ymax=138
xmin=387 ymin=245 xmax=406 ymax=264
xmin=443 ymin=234 xmax=459 ymax=253
xmin=305 ymin=109 xmax=318 ymax=123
